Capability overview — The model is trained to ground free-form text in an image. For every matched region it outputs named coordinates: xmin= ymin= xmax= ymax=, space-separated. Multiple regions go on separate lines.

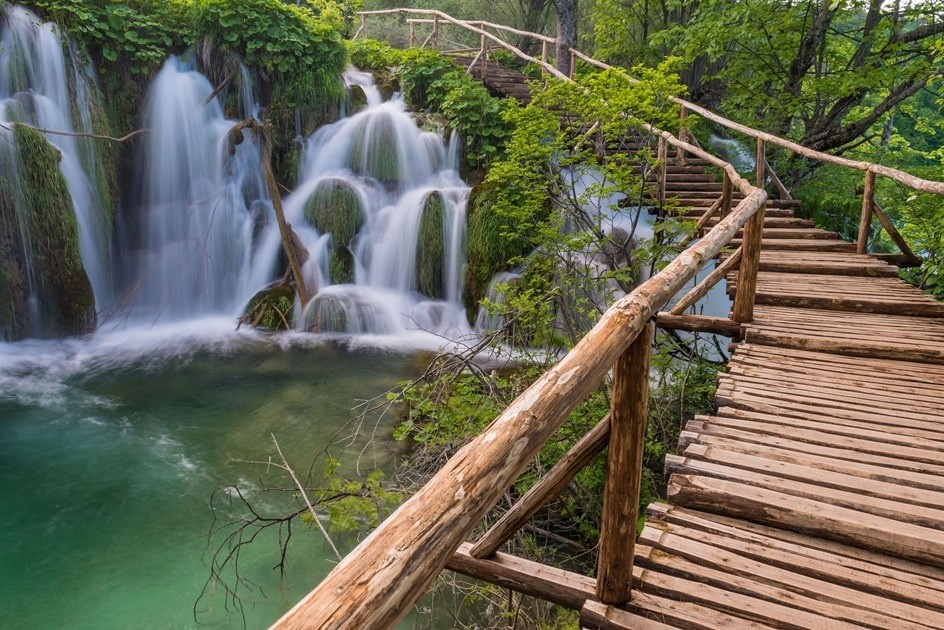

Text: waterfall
xmin=119 ymin=56 xmax=276 ymax=323
xmin=0 ymin=6 xmax=113 ymax=313
xmin=284 ymin=70 xmax=472 ymax=339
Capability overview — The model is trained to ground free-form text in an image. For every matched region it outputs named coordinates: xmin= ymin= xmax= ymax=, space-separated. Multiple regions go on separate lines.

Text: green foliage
xmin=416 ymin=191 xmax=445 ymax=298
xmin=190 ymin=0 xmax=347 ymax=112
xmin=313 ymin=458 xmax=403 ymax=532
xmin=889 ymin=167 xmax=944 ymax=298
xmin=26 ymin=0 xmax=190 ymax=74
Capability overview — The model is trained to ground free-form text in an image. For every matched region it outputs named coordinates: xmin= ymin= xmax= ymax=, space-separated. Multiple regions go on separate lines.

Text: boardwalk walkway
xmin=612 ymin=171 xmax=944 ymax=628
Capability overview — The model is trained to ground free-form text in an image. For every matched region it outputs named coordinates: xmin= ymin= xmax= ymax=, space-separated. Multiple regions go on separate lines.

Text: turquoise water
xmin=0 ymin=321 xmax=420 ymax=629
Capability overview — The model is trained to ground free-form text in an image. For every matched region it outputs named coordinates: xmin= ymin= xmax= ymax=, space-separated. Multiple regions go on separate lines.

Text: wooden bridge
xmin=274 ymin=10 xmax=944 ymax=629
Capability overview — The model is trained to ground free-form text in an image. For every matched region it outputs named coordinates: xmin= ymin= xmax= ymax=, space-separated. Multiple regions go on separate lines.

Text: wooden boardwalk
xmin=275 ymin=16 xmax=944 ymax=627
xmin=607 ymin=178 xmax=944 ymax=628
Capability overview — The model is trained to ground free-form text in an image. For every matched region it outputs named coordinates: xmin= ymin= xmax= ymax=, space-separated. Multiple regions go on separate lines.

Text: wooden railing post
xmin=657 ymin=136 xmax=667 ymax=206
xmin=541 ymin=41 xmax=548 ymax=76
xmin=721 ymin=171 xmax=733 ymax=217
xmin=858 ymin=170 xmax=876 ymax=254
xmin=569 ymin=50 xmax=576 ymax=79
xmin=409 ymin=21 xmax=416 ymax=47
xmin=732 ymin=197 xmax=765 ymax=323
xmin=432 ymin=14 xmax=439 ymax=49
xmin=481 ymin=33 xmax=488 ymax=79
xmin=596 ymin=322 xmax=654 ymax=605
xmin=678 ymin=105 xmax=688 ymax=164
xmin=755 ymin=138 xmax=766 ymax=190
xmin=360 ymin=14 xmax=367 ymax=39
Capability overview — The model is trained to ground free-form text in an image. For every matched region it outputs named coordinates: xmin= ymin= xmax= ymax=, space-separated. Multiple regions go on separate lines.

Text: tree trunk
xmin=553 ymin=0 xmax=577 ymax=77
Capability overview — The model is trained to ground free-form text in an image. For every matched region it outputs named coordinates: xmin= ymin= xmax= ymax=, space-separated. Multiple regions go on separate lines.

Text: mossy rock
xmin=303 ymin=178 xmax=364 ymax=247
xmin=347 ymin=111 xmax=400 ymax=184
xmin=348 ymin=84 xmax=368 ymax=113
xmin=329 ymin=245 xmax=355 ymax=285
xmin=3 ymin=126 xmax=96 ymax=338
xmin=416 ymin=191 xmax=445 ymax=299
xmin=244 ymin=283 xmax=295 ymax=330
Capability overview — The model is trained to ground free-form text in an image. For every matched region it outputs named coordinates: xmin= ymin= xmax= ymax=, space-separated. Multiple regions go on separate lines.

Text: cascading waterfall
xmin=0 ymin=6 xmax=113 ymax=313
xmin=279 ymin=70 xmax=472 ymax=339
xmin=119 ymin=55 xmax=276 ymax=323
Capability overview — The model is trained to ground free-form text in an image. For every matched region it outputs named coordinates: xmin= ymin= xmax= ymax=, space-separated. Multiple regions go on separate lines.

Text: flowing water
xmin=0 ymin=11 xmax=468 ymax=628
xmin=0 ymin=323 xmax=420 ymax=629
xmin=0 ymin=6 xmax=114 ymax=316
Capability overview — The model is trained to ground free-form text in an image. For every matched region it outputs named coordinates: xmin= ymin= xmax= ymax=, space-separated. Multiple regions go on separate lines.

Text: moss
xmin=329 ymin=245 xmax=355 ymax=285
xmin=12 ymin=124 xmax=95 ymax=337
xmin=347 ymin=111 xmax=400 ymax=184
xmin=0 ymin=143 xmax=26 ymax=340
xmin=416 ymin=191 xmax=445 ymax=299
xmin=244 ymin=283 xmax=295 ymax=330
xmin=303 ymin=177 xmax=364 ymax=247
xmin=463 ymin=182 xmax=531 ymax=319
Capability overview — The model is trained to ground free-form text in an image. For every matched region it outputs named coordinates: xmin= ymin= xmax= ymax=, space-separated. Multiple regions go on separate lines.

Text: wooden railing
xmin=273 ymin=10 xmax=944 ymax=628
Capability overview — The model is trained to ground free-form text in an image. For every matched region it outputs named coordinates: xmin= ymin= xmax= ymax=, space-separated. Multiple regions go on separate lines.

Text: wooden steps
xmin=447 ymin=55 xmax=533 ymax=103
xmin=619 ymin=505 xmax=944 ymax=630
xmin=727 ymin=271 xmax=944 ymax=316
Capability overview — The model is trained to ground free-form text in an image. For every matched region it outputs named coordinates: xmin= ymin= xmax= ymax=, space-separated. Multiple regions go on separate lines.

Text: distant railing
xmin=273 ymin=9 xmax=944 ymax=628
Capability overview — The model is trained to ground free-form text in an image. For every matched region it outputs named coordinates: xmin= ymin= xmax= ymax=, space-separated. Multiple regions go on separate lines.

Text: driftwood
xmin=0 ymin=121 xmax=148 ymax=143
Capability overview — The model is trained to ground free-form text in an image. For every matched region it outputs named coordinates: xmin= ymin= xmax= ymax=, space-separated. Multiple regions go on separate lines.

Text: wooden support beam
xmin=657 ymin=312 xmax=742 ymax=337
xmin=731 ymin=202 xmax=764 ymax=323
xmin=670 ymin=247 xmax=742 ymax=315
xmin=872 ymin=252 xmax=922 ymax=268
xmin=755 ymin=138 xmax=765 ymax=190
xmin=596 ymin=323 xmax=654 ymax=605
xmin=678 ymin=105 xmax=688 ymax=164
xmin=872 ymin=202 xmax=917 ymax=260
xmin=764 ymin=158 xmax=793 ymax=201
xmin=858 ymin=170 xmax=876 ymax=254
xmin=581 ymin=601 xmax=672 ymax=630
xmin=721 ymin=171 xmax=733 ymax=217
xmin=447 ymin=542 xmax=596 ymax=610
xmin=470 ymin=415 xmax=610 ymax=559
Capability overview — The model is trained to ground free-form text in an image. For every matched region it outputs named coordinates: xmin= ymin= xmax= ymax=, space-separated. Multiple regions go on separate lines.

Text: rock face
xmin=0 ymin=126 xmax=96 ymax=340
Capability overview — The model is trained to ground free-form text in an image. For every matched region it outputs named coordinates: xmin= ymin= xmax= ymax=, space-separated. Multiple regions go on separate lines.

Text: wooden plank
xmin=666 ymin=454 xmax=944 ymax=531
xmin=648 ymin=504 xmax=944 ymax=583
xmin=666 ymin=474 xmax=944 ymax=565
xmin=579 ymin=601 xmax=672 ymax=630
xmin=678 ymin=443 xmax=944 ymax=509
xmin=680 ymin=416 xmax=944 ymax=474
xmin=642 ymin=519 xmax=944 ymax=615
xmin=684 ymin=431 xmax=944 ymax=490
xmin=633 ymin=546 xmax=863 ymax=630
xmin=638 ymin=532 xmax=944 ymax=627
xmin=708 ymin=409 xmax=944 ymax=464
